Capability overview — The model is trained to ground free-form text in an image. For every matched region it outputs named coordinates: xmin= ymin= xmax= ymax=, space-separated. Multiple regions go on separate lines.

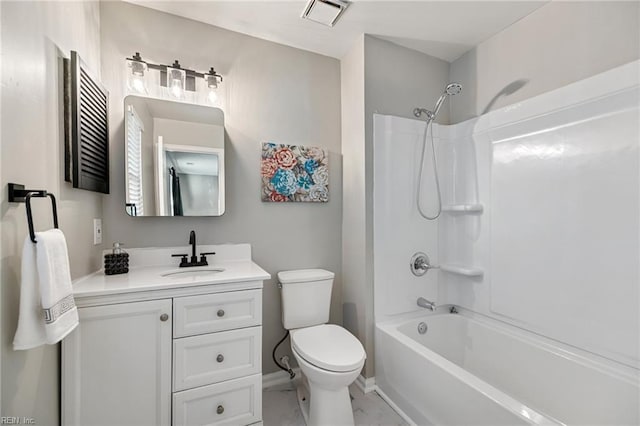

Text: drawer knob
xmin=216 ymin=354 xmax=224 ymax=363
xmin=216 ymin=405 xmax=224 ymax=415
xmin=160 ymin=313 xmax=169 ymax=322
xmin=217 ymin=309 xmax=225 ymax=317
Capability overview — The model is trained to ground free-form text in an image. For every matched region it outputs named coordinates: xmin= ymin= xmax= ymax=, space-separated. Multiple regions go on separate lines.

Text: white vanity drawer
xmin=173 ymin=374 xmax=262 ymax=426
xmin=174 ymin=326 xmax=261 ymax=392
xmin=174 ymin=289 xmax=262 ymax=337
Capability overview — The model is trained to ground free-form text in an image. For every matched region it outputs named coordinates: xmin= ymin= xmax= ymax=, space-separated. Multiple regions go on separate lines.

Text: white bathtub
xmin=375 ymin=309 xmax=639 ymax=425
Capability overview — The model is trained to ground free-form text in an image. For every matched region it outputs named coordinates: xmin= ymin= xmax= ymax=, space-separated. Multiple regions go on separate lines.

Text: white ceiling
xmin=126 ymin=0 xmax=548 ymax=62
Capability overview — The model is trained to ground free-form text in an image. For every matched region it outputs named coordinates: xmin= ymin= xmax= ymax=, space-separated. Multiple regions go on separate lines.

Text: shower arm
xmin=413 ymin=107 xmax=436 ymax=120
xmin=413 ymin=94 xmax=447 ymax=120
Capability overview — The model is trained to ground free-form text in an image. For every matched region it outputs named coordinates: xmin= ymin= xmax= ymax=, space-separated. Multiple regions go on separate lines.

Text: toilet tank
xmin=278 ymin=269 xmax=335 ymax=330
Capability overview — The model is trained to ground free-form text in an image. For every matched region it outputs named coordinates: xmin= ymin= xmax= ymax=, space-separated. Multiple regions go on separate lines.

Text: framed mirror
xmin=124 ymin=96 xmax=225 ymax=216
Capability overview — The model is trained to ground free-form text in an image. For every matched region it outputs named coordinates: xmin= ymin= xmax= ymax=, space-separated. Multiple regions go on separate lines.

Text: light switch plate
xmin=93 ymin=218 xmax=102 ymax=245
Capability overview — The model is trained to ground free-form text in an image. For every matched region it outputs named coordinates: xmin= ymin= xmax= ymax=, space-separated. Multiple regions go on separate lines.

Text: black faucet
xmin=171 ymin=230 xmax=216 ymax=267
xmin=189 ymin=230 xmax=197 ymax=264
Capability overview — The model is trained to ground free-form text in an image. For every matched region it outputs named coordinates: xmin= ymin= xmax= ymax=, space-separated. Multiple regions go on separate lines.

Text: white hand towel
xmin=13 ymin=229 xmax=79 ymax=350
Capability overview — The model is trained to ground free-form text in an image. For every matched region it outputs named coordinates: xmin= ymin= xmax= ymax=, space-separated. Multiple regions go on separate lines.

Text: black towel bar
xmin=8 ymin=183 xmax=59 ymax=243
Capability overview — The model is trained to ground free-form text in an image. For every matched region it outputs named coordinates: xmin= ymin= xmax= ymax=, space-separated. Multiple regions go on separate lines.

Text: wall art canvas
xmin=261 ymin=142 xmax=329 ymax=202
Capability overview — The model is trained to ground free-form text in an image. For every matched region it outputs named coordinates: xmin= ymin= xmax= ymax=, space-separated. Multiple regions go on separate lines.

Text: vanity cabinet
xmin=62 ymin=299 xmax=173 ymax=426
xmin=62 ymin=287 xmax=263 ymax=426
xmin=171 ymin=289 xmax=262 ymax=426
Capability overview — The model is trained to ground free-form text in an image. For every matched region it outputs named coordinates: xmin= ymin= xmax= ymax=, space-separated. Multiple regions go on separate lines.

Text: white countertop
xmin=72 ymin=244 xmax=270 ymax=300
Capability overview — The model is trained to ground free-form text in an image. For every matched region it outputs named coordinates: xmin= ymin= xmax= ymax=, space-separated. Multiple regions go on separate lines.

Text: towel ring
xmin=25 ymin=192 xmax=59 ymax=243
xmin=8 ymin=183 xmax=59 ymax=243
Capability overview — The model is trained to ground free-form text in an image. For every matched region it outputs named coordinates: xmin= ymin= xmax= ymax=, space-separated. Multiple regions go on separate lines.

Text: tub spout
xmin=417 ymin=297 xmax=436 ymax=311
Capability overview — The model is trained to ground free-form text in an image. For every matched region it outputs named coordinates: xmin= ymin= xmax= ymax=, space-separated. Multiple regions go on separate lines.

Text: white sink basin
xmin=161 ymin=268 xmax=225 ymax=278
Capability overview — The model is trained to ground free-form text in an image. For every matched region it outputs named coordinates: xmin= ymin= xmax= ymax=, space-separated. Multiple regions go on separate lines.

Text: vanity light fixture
xmin=167 ymin=61 xmax=186 ymax=99
xmin=205 ymin=67 xmax=219 ymax=104
xmin=301 ymin=0 xmax=350 ymax=27
xmin=126 ymin=52 xmax=148 ymax=94
xmin=125 ymin=53 xmax=223 ymax=100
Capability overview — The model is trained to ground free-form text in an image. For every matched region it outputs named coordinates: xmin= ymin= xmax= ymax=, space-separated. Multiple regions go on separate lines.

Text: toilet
xmin=278 ymin=269 xmax=366 ymax=426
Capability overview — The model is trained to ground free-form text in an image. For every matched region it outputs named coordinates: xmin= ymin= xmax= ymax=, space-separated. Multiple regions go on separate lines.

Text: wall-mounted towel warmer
xmin=8 ymin=183 xmax=59 ymax=243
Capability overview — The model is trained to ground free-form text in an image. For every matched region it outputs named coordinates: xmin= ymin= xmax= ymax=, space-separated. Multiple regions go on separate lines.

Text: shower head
xmin=432 ymin=82 xmax=463 ymax=117
xmin=414 ymin=82 xmax=463 ymax=120
xmin=445 ymin=82 xmax=462 ymax=96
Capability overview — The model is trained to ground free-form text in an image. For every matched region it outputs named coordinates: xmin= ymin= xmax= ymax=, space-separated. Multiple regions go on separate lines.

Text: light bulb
xmin=167 ymin=65 xmax=186 ymax=99
xmin=127 ymin=56 xmax=148 ymax=94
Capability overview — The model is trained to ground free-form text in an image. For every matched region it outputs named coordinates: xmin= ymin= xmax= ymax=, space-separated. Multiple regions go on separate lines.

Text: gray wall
xmin=340 ymin=35 xmax=368 ymax=375
xmin=100 ymin=1 xmax=343 ymax=375
xmin=365 ymin=36 xmax=451 ymax=126
xmin=450 ymin=1 xmax=640 ymax=122
xmin=1 ymin=1 xmax=104 ymax=422
xmin=341 ymin=35 xmax=449 ymax=377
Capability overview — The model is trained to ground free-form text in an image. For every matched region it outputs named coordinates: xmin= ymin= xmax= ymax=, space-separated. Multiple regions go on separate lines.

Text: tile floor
xmin=263 ymin=379 xmax=409 ymax=426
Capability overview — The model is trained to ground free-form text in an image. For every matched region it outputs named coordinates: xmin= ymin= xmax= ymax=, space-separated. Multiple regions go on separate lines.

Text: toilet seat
xmin=291 ymin=324 xmax=365 ymax=372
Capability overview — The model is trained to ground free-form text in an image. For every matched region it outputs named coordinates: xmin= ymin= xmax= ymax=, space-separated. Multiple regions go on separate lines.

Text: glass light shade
xmin=167 ymin=67 xmax=186 ymax=99
xmin=205 ymin=73 xmax=219 ymax=90
xmin=127 ymin=59 xmax=148 ymax=94
xmin=205 ymin=71 xmax=220 ymax=104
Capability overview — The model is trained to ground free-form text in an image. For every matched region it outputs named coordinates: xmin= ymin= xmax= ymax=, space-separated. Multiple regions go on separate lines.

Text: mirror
xmin=124 ymin=96 xmax=225 ymax=216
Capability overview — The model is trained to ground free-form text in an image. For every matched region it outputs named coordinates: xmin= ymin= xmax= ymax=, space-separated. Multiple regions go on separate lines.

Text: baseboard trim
xmin=262 ymin=368 xmax=300 ymax=389
xmin=354 ymin=374 xmax=376 ymax=394
xmin=374 ymin=386 xmax=417 ymax=426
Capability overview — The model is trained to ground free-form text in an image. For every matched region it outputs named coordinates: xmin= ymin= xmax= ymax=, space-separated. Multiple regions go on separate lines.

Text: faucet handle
xmin=410 ymin=252 xmax=438 ymax=276
xmin=199 ymin=252 xmax=216 ymax=265
xmin=172 ymin=253 xmax=189 ymax=267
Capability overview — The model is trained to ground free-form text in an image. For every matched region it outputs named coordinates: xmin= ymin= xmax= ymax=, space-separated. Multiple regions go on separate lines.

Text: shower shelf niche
xmin=441 ymin=204 xmax=484 ymax=214
xmin=440 ymin=264 xmax=484 ymax=277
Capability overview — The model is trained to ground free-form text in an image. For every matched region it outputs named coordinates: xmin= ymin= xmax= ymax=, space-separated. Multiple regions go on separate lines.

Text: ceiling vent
xmin=301 ymin=0 xmax=350 ymax=27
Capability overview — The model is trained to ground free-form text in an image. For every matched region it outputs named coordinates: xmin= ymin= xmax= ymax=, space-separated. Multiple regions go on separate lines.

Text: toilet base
xmin=296 ymin=376 xmax=311 ymax=425
xmin=295 ymin=372 xmax=355 ymax=426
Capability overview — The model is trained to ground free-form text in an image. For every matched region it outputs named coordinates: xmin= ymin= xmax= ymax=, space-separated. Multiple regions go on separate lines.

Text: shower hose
xmin=417 ymin=118 xmax=442 ymax=220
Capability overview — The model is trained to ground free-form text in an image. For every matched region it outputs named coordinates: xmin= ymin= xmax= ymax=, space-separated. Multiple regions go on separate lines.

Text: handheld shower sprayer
xmin=414 ymin=82 xmax=463 ymax=220
xmin=414 ymin=83 xmax=462 ymax=121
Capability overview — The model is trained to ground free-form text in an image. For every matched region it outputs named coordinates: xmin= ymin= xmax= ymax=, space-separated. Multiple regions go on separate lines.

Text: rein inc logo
xmin=1 ymin=418 xmax=35 ymax=425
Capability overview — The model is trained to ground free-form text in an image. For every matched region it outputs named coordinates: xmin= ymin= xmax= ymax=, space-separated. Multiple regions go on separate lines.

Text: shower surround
xmin=373 ymin=60 xmax=639 ymax=424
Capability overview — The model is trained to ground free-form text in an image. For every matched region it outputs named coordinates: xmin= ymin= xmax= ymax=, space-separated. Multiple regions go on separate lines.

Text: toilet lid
xmin=278 ymin=269 xmax=335 ymax=284
xmin=291 ymin=324 xmax=366 ymax=372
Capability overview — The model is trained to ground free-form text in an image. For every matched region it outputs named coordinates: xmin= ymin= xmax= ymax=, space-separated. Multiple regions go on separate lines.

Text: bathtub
xmin=375 ymin=309 xmax=639 ymax=425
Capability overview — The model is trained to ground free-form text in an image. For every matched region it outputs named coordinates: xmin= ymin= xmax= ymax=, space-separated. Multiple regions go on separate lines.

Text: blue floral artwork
xmin=261 ymin=142 xmax=329 ymax=202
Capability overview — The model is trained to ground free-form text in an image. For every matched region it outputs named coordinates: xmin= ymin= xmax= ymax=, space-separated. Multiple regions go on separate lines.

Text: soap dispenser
xmin=104 ymin=242 xmax=129 ymax=275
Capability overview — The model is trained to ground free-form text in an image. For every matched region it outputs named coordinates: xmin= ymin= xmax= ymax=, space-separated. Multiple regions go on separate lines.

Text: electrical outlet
xmin=93 ymin=219 xmax=102 ymax=245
